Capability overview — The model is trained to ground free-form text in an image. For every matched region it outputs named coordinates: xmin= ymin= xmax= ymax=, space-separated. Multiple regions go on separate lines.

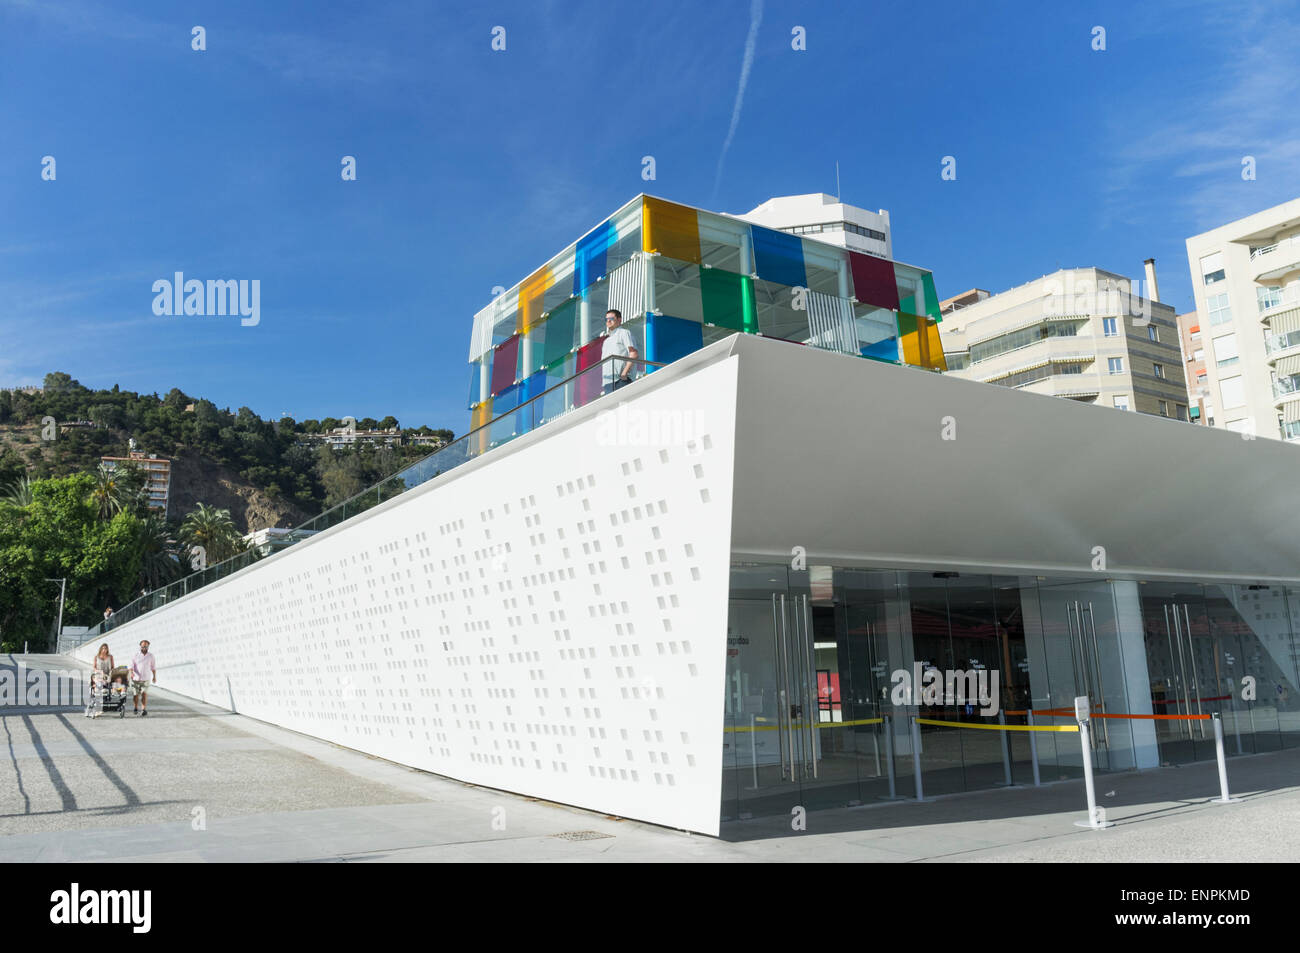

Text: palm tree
xmin=137 ymin=513 xmax=183 ymax=592
xmin=2 ymin=476 xmax=34 ymax=508
xmin=89 ymin=463 xmax=129 ymax=521
xmin=179 ymin=503 xmax=245 ymax=566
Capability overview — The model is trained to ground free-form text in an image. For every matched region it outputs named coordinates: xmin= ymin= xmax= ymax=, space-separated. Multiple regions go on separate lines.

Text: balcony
xmin=1021 ymin=373 xmax=1102 ymax=400
xmin=1272 ymin=374 xmax=1300 ymax=406
xmin=1252 ymin=235 xmax=1300 ymax=283
xmin=1265 ymin=329 xmax=1300 ymax=365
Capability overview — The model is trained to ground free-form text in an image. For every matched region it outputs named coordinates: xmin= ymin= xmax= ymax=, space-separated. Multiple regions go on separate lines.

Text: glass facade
xmin=467 ymin=195 xmax=947 ymax=438
xmin=721 ymin=562 xmax=1300 ymax=822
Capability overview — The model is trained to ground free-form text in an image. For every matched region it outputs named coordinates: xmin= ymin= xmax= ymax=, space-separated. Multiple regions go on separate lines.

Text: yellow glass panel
xmin=642 ymin=196 xmax=701 ymax=265
xmin=519 ymin=266 xmax=552 ymax=334
xmin=898 ymin=312 xmax=945 ymax=370
xmin=471 ymin=398 xmax=492 ymax=455
xmin=924 ymin=319 xmax=947 ymax=371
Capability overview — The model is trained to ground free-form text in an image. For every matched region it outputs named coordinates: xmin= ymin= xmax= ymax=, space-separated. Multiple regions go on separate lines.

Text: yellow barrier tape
xmin=916 ymin=717 xmax=1079 ymax=733
xmin=725 ymin=716 xmax=884 ymax=733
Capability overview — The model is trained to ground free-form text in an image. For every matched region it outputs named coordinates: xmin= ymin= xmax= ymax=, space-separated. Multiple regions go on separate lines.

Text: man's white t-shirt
xmin=601 ymin=326 xmax=636 ymax=385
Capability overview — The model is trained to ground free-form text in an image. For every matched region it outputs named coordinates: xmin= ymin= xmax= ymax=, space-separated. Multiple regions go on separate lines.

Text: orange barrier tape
xmin=1029 ymin=708 xmax=1213 ymax=721
xmin=1092 ymin=712 xmax=1211 ymax=721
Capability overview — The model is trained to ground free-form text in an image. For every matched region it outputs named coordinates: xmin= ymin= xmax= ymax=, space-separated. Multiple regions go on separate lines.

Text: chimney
xmin=1143 ymin=258 xmax=1160 ymax=302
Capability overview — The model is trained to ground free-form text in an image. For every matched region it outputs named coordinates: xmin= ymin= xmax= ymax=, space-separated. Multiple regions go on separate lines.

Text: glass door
xmin=722 ymin=564 xmax=898 ymax=821
xmin=723 ymin=567 xmax=804 ymax=819
xmin=1140 ymin=582 xmax=1212 ymax=764
xmin=1034 ymin=579 xmax=1128 ymax=774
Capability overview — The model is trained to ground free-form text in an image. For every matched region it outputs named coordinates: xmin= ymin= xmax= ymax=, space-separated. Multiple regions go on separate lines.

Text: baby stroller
xmin=85 ymin=665 xmax=130 ymax=718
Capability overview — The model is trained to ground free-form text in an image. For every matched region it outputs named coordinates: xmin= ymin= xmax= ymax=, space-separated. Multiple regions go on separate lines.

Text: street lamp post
xmin=45 ymin=577 xmax=67 ymax=650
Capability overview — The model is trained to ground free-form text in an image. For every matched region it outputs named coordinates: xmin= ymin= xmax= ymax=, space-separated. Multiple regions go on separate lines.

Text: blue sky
xmin=3 ymin=0 xmax=1298 ymax=432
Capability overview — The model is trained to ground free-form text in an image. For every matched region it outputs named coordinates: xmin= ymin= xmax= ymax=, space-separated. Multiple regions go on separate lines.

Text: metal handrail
xmin=76 ymin=353 xmax=664 ymax=645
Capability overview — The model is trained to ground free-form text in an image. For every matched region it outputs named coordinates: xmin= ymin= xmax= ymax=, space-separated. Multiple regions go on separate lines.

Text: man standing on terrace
xmin=602 ymin=309 xmax=638 ymax=394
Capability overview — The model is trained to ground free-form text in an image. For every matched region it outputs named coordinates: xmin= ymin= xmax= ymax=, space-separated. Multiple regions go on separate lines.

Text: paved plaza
xmin=3 ymin=655 xmax=1298 ymax=863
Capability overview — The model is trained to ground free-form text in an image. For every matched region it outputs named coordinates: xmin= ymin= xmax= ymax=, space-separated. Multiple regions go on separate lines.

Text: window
xmin=1153 ymin=362 xmax=1164 ymax=379
xmin=968 ymin=320 xmax=1080 ymax=363
xmin=1176 ymin=404 xmax=1188 ymax=421
xmin=1258 ymin=285 xmax=1284 ymax=313
xmin=1159 ymin=400 xmax=1169 ymax=417
xmin=1200 ymin=251 xmax=1226 ymax=285
xmin=1112 ymin=395 xmax=1131 ymax=411
xmin=1148 ymin=325 xmax=1159 ymax=342
xmin=782 ymin=221 xmax=886 ymax=242
xmin=1108 ymin=357 xmax=1124 ymax=374
xmin=986 ymin=361 xmax=1089 ymax=389
xmin=1220 ymin=375 xmax=1246 ymax=409
xmin=1207 ymin=292 xmax=1232 ymax=325
xmin=1193 ymin=348 xmax=1205 ymax=362
xmin=1212 ymin=333 xmax=1239 ymax=367
xmin=1102 ymin=317 xmax=1118 ymax=337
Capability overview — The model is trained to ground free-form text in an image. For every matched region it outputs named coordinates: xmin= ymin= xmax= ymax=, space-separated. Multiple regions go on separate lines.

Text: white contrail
xmin=712 ymin=0 xmax=764 ymax=200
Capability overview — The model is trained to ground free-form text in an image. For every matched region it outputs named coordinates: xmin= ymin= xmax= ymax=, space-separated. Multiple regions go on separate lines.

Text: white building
xmin=1185 ymin=197 xmax=1300 ymax=442
xmin=937 ymin=266 xmax=1189 ymax=418
xmin=739 ymin=193 xmax=892 ymax=259
xmin=78 ymin=333 xmax=1300 ymax=835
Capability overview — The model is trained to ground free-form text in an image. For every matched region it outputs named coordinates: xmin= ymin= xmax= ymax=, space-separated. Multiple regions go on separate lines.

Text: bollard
xmin=997 ymin=710 xmax=1014 ymax=786
xmin=1073 ymin=719 xmax=1114 ymax=829
xmin=881 ymin=715 xmax=903 ymax=800
xmin=911 ymin=715 xmax=926 ymax=802
xmin=1211 ymin=713 xmax=1241 ymax=804
xmin=1027 ymin=710 xmax=1041 ymax=787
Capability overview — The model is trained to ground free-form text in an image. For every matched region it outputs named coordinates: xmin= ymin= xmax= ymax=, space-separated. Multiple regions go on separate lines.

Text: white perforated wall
xmin=80 ymin=356 xmax=740 ymax=834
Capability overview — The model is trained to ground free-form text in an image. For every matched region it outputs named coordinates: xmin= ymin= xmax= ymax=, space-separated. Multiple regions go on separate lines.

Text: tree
xmin=3 ymin=476 xmax=34 ymax=508
xmin=89 ymin=463 xmax=132 ymax=521
xmin=136 ymin=513 xmax=182 ymax=592
xmin=179 ymin=503 xmax=245 ymax=564
xmin=379 ymin=415 xmax=399 ymax=430
xmin=0 ymin=474 xmax=147 ymax=646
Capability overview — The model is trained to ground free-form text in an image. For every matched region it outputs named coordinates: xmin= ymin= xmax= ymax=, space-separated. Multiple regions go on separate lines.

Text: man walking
xmin=601 ymin=309 xmax=638 ymax=394
xmin=130 ymin=640 xmax=157 ymax=717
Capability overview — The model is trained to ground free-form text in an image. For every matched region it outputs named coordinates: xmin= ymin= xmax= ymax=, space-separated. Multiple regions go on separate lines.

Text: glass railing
xmin=1273 ymin=375 xmax=1300 ymax=399
xmin=1266 ymin=330 xmax=1300 ymax=355
xmin=81 ymin=354 xmax=664 ymax=645
xmin=1259 ymin=287 xmax=1300 ymax=315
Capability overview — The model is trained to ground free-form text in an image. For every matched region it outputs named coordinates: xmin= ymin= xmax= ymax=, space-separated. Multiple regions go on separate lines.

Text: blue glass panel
xmin=647 ymin=313 xmax=704 ymax=370
xmin=861 ymin=337 xmax=900 ymax=363
xmin=493 ymin=381 xmax=522 ymax=414
xmin=751 ymin=226 xmax=807 ymax=288
xmin=575 ymin=219 xmax=616 ymax=295
xmin=520 ymin=369 xmax=546 ymax=404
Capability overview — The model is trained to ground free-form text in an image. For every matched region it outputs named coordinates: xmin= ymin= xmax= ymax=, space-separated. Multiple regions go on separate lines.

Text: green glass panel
xmin=700 ymin=266 xmax=756 ymax=332
xmin=922 ymin=273 xmax=941 ymax=321
xmin=540 ymin=298 xmax=578 ymax=368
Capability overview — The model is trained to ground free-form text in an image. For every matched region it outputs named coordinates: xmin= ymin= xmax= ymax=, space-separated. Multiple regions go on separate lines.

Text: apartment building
xmin=938 ymin=266 xmax=1189 ymax=419
xmin=302 ymin=427 xmax=403 ymax=450
xmin=1176 ymin=310 xmax=1211 ymax=425
xmin=1185 ymin=197 xmax=1300 ymax=442
xmin=99 ymin=450 xmax=172 ymax=514
xmin=738 ymin=193 xmax=892 ymax=259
